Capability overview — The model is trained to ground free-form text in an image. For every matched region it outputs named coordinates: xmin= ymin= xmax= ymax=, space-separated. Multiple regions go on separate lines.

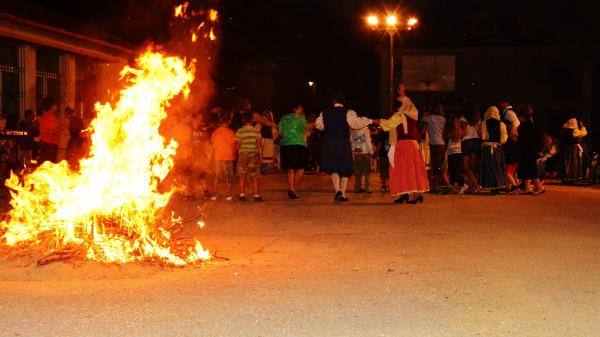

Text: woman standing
xmin=460 ymin=100 xmax=482 ymax=193
xmin=516 ymin=104 xmax=545 ymax=194
xmin=279 ymin=104 xmax=312 ymax=199
xmin=379 ymin=84 xmax=429 ymax=204
xmin=479 ymin=106 xmax=508 ymax=194
xmin=561 ymin=118 xmax=587 ymax=183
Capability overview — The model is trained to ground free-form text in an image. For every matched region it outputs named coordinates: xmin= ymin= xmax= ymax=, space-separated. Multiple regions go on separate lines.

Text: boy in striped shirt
xmin=235 ymin=113 xmax=263 ymax=201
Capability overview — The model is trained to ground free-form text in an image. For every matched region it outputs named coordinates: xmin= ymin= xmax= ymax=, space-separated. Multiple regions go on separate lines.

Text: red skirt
xmin=389 ymin=140 xmax=430 ymax=196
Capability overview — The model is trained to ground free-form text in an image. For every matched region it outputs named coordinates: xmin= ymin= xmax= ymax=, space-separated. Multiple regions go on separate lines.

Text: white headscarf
xmin=388 ymin=96 xmax=419 ymax=145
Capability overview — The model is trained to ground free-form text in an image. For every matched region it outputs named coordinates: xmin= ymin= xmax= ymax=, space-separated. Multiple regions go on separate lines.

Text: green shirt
xmin=235 ymin=125 xmax=262 ymax=153
xmin=278 ymin=113 xmax=308 ymax=146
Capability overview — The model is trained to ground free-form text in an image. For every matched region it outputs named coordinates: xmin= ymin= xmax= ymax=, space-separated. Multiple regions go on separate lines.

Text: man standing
xmin=17 ymin=109 xmax=40 ymax=167
xmin=498 ymin=97 xmax=520 ymax=192
xmin=38 ymin=97 xmax=62 ymax=164
xmin=278 ymin=103 xmax=313 ymax=199
xmin=315 ymin=93 xmax=377 ymax=202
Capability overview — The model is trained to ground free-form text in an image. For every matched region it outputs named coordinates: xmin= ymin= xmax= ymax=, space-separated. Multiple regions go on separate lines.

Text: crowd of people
xmin=2 ymin=89 xmax=594 ymax=204
xmin=1 ymin=97 xmax=86 ymax=176
xmin=189 ymin=83 xmax=595 ymax=203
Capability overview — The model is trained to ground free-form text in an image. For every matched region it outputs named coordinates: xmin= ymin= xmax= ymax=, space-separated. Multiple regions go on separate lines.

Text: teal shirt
xmin=278 ymin=113 xmax=308 ymax=146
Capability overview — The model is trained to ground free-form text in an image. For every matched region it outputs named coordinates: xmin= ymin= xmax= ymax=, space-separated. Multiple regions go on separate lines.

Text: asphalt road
xmin=1 ymin=173 xmax=599 ymax=337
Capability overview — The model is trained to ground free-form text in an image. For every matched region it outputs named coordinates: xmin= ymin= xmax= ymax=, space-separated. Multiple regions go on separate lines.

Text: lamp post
xmin=308 ymin=81 xmax=316 ymax=112
xmin=366 ymin=13 xmax=418 ymax=116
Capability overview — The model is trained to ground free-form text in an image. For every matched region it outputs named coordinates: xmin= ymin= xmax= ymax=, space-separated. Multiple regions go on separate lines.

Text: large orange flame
xmin=0 ymin=49 xmax=210 ymax=266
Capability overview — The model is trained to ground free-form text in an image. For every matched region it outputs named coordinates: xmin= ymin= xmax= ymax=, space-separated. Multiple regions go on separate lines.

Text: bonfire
xmin=0 ymin=49 xmax=210 ymax=266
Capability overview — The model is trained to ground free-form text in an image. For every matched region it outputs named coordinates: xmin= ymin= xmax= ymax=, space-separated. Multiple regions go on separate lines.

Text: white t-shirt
xmin=423 ymin=114 xmax=446 ymax=145
xmin=460 ymin=117 xmax=480 ymax=140
xmin=503 ymin=107 xmax=520 ymax=128
xmin=350 ymin=127 xmax=373 ymax=155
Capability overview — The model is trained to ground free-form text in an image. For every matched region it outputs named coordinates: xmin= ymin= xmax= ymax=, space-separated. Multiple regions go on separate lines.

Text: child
xmin=189 ymin=113 xmax=213 ymax=198
xmin=446 ymin=115 xmax=466 ymax=194
xmin=210 ymin=110 xmax=236 ymax=201
xmin=372 ymin=128 xmax=390 ymax=193
xmin=350 ymin=126 xmax=374 ymax=193
xmin=235 ymin=113 xmax=263 ymax=201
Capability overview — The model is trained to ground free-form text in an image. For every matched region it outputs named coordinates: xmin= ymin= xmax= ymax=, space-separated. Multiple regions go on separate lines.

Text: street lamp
xmin=366 ymin=12 xmax=418 ymax=116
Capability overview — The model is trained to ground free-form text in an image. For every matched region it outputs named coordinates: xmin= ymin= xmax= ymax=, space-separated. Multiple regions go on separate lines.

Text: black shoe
xmin=287 ymin=190 xmax=299 ymax=199
xmin=407 ymin=195 xmax=424 ymax=204
xmin=254 ymin=195 xmax=264 ymax=202
xmin=339 ymin=196 xmax=349 ymax=202
xmin=365 ymin=190 xmax=372 ymax=194
xmin=357 ymin=189 xmax=366 ymax=194
xmin=394 ymin=194 xmax=409 ymax=204
xmin=490 ymin=188 xmax=499 ymax=196
xmin=334 ymin=191 xmax=342 ymax=202
xmin=239 ymin=195 xmax=246 ymax=202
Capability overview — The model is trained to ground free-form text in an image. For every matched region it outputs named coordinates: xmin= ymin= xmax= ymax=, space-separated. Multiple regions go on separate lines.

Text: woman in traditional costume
xmin=479 ymin=106 xmax=508 ymax=194
xmin=379 ymin=84 xmax=429 ymax=204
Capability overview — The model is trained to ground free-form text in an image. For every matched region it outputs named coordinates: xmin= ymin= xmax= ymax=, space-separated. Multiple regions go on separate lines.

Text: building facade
xmin=0 ymin=9 xmax=133 ymax=157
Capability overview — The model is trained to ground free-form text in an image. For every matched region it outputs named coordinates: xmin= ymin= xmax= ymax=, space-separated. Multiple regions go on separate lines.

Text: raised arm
xmin=252 ymin=112 xmax=277 ymax=129
xmin=315 ymin=112 xmax=325 ymax=131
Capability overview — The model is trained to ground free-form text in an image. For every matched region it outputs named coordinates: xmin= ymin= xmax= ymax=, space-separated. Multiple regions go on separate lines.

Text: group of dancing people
xmin=189 ymin=83 xmax=590 ymax=203
xmin=304 ymin=84 xmax=589 ymax=203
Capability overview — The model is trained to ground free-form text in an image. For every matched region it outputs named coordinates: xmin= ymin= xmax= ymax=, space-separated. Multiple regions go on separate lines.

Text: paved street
xmin=1 ymin=173 xmax=599 ymax=337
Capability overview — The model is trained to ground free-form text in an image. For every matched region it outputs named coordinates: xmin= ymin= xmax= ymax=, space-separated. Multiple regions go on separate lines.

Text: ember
xmin=0 ymin=49 xmax=210 ymax=266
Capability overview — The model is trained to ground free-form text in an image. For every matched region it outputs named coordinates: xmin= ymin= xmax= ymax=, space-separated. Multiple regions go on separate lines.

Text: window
xmin=35 ymin=50 xmax=64 ymax=116
xmin=0 ymin=44 xmax=22 ymax=123
xmin=76 ymin=59 xmax=97 ymax=119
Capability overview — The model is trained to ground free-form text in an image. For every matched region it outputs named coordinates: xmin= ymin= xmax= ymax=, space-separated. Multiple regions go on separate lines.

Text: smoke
xmin=158 ymin=1 xmax=221 ymax=195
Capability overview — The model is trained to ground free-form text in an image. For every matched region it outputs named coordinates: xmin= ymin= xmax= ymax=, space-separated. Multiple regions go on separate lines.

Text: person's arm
xmin=234 ymin=131 xmax=241 ymax=152
xmin=278 ymin=118 xmax=284 ymax=137
xmin=500 ymin=122 xmax=508 ymax=144
xmin=548 ymin=145 xmax=557 ymax=157
xmin=459 ymin=119 xmax=468 ymax=137
xmin=379 ymin=114 xmax=402 ymax=131
xmin=252 ymin=112 xmax=277 ymax=128
xmin=256 ymin=137 xmax=263 ymax=161
xmin=315 ymin=112 xmax=325 ymax=131
xmin=346 ymin=110 xmax=372 ymax=130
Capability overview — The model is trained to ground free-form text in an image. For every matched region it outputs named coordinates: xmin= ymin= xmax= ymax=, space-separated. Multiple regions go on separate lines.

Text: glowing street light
xmin=308 ymin=81 xmax=315 ymax=87
xmin=386 ymin=15 xmax=398 ymax=27
xmin=407 ymin=17 xmax=418 ymax=30
xmin=365 ymin=11 xmax=419 ymax=116
xmin=366 ymin=15 xmax=379 ymax=27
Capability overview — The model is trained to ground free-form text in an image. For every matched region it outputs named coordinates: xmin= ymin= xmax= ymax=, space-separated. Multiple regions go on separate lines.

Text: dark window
xmin=551 ymin=66 xmax=575 ymax=99
xmin=36 ymin=50 xmax=60 ymax=73
xmin=35 ymin=50 xmax=64 ymax=115
xmin=0 ymin=44 xmax=19 ymax=67
xmin=0 ymin=44 xmax=22 ymax=118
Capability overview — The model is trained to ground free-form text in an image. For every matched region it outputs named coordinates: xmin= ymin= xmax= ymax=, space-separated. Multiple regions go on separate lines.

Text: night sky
xmin=25 ymin=0 xmax=599 ymax=118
